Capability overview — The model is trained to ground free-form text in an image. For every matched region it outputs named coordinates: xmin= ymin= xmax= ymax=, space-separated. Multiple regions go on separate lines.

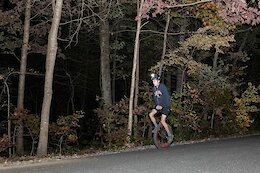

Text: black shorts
xmin=155 ymin=107 xmax=170 ymax=116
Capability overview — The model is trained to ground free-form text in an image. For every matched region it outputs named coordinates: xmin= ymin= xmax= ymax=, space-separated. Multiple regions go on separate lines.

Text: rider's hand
xmin=156 ymin=105 xmax=162 ymax=110
xmin=155 ymin=90 xmax=162 ymax=97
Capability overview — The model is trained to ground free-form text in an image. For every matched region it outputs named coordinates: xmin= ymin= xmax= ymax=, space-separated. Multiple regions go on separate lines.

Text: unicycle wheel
xmin=153 ymin=123 xmax=173 ymax=149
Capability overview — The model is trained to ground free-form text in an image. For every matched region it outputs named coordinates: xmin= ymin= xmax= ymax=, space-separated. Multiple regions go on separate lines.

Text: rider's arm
xmin=159 ymin=84 xmax=170 ymax=108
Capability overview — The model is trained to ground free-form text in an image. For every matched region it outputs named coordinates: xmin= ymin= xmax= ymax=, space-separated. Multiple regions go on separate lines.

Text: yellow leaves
xmin=159 ymin=54 xmax=205 ymax=77
xmin=182 ymin=26 xmax=235 ymax=53
xmin=182 ymin=110 xmax=201 ymax=132
xmin=214 ymin=35 xmax=234 ymax=46
xmin=235 ymin=114 xmax=254 ymax=132
xmin=194 ymin=1 xmax=227 ymax=27
xmin=67 ymin=134 xmax=78 ymax=143
xmin=151 ymin=26 xmax=235 ymax=73
xmin=232 ymin=83 xmax=260 ymax=132
xmin=184 ymin=34 xmax=213 ymax=50
xmin=233 ymin=83 xmax=260 ymax=112
xmin=185 ymin=84 xmax=204 ymax=105
xmin=186 ymin=60 xmax=203 ymax=76
xmin=234 ymin=97 xmax=242 ymax=105
xmin=241 ymin=83 xmax=260 ymax=104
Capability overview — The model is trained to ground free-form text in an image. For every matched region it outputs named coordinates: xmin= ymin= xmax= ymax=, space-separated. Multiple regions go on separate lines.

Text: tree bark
xmin=176 ymin=17 xmax=187 ymax=92
xmin=159 ymin=14 xmax=170 ymax=76
xmin=232 ymin=32 xmax=248 ymax=71
xmin=112 ymin=54 xmax=116 ymax=103
xmin=213 ymin=50 xmax=219 ymax=71
xmin=99 ymin=0 xmax=112 ymax=107
xmin=16 ymin=0 xmax=31 ymax=155
xmin=133 ymin=49 xmax=139 ymax=136
xmin=37 ymin=0 xmax=63 ymax=157
xmin=128 ymin=0 xmax=143 ymax=137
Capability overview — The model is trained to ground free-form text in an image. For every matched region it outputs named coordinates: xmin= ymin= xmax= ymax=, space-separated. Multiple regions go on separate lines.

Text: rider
xmin=149 ymin=73 xmax=173 ymax=141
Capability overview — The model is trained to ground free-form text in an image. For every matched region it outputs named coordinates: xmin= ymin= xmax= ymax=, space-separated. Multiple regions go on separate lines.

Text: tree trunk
xmin=65 ymin=72 xmax=75 ymax=114
xmin=37 ymin=0 xmax=63 ymax=157
xmin=159 ymin=14 xmax=170 ymax=76
xmin=128 ymin=0 xmax=143 ymax=137
xmin=99 ymin=0 xmax=112 ymax=107
xmin=232 ymin=32 xmax=248 ymax=71
xmin=175 ymin=16 xmax=188 ymax=137
xmin=165 ymin=72 xmax=171 ymax=94
xmin=16 ymin=0 xmax=31 ymax=155
xmin=133 ymin=49 xmax=139 ymax=136
xmin=176 ymin=17 xmax=187 ymax=92
xmin=213 ymin=50 xmax=219 ymax=71
xmin=112 ymin=55 xmax=116 ymax=103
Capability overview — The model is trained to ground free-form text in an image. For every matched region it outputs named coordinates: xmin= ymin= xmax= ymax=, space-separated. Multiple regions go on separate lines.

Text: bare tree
xmin=16 ymin=0 xmax=32 ymax=155
xmin=128 ymin=0 xmax=143 ymax=137
xmin=99 ymin=0 xmax=112 ymax=107
xmin=159 ymin=14 xmax=170 ymax=76
xmin=37 ymin=0 xmax=63 ymax=157
xmin=133 ymin=46 xmax=139 ymax=136
xmin=176 ymin=16 xmax=188 ymax=93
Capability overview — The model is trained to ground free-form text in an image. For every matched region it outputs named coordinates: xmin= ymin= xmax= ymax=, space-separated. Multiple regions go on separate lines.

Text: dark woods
xmin=0 ymin=0 xmax=259 ymax=158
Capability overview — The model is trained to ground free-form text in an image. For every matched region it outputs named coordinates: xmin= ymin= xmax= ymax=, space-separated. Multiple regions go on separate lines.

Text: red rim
xmin=154 ymin=124 xmax=171 ymax=148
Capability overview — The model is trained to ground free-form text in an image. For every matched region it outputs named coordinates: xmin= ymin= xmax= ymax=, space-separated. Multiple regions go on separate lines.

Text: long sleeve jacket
xmin=152 ymin=83 xmax=170 ymax=108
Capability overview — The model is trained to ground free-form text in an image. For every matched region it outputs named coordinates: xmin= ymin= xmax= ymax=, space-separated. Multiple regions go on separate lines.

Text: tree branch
xmin=166 ymin=0 xmax=212 ymax=8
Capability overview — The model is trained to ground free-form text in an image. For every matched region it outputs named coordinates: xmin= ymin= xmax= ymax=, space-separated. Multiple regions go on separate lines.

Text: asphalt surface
xmin=1 ymin=135 xmax=260 ymax=173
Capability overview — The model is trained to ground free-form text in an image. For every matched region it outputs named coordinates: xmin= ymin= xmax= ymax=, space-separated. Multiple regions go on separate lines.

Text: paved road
xmin=1 ymin=135 xmax=260 ymax=173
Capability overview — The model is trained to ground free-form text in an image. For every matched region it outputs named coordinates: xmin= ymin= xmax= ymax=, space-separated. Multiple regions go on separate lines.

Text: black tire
xmin=153 ymin=122 xmax=173 ymax=149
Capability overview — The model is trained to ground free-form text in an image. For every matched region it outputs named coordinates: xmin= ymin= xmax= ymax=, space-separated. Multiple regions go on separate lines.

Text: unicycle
xmin=153 ymin=122 xmax=173 ymax=149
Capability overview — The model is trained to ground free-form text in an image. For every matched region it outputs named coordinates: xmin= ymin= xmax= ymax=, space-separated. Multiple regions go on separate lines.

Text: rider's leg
xmin=161 ymin=114 xmax=171 ymax=136
xmin=149 ymin=109 xmax=158 ymax=127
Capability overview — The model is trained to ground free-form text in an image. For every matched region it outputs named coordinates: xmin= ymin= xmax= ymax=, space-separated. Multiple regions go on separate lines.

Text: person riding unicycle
xmin=149 ymin=73 xmax=173 ymax=143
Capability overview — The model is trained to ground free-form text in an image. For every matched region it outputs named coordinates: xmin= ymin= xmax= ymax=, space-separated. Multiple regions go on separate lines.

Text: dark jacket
xmin=153 ymin=83 xmax=170 ymax=108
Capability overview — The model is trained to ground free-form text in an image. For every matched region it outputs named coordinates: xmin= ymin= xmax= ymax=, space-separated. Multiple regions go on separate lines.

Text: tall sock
xmin=167 ymin=131 xmax=171 ymax=136
xmin=153 ymin=122 xmax=158 ymax=128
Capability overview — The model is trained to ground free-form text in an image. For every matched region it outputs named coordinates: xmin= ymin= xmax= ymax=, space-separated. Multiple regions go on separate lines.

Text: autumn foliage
xmin=0 ymin=134 xmax=12 ymax=153
xmin=0 ymin=0 xmax=259 ymax=156
xmin=216 ymin=0 xmax=260 ymax=25
xmin=139 ymin=0 xmax=260 ymax=26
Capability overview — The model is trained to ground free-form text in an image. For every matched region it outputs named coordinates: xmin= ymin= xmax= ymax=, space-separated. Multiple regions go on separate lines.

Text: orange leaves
xmin=197 ymin=1 xmax=218 ymax=10
xmin=0 ymin=134 xmax=12 ymax=153
xmin=194 ymin=1 xmax=227 ymax=27
xmin=48 ymin=111 xmax=84 ymax=150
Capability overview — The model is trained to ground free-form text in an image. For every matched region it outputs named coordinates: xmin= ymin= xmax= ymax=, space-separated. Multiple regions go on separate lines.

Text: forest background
xmin=0 ymin=0 xmax=260 ymax=158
